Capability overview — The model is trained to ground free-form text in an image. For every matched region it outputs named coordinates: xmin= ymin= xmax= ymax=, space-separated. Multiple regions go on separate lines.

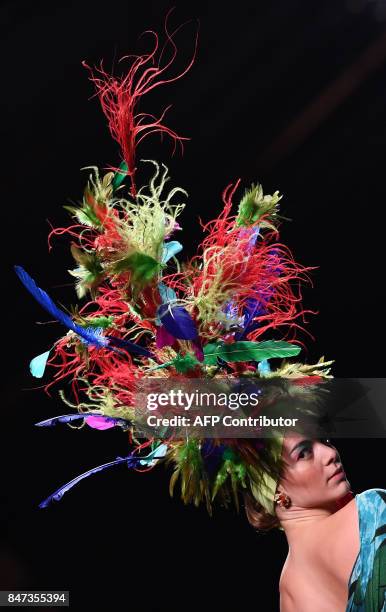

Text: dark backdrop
xmin=1 ymin=1 xmax=385 ymax=611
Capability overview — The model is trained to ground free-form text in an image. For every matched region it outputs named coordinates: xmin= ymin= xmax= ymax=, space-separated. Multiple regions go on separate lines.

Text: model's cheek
xmin=286 ymin=470 xmax=314 ymax=498
xmin=296 ymin=465 xmax=317 ymax=487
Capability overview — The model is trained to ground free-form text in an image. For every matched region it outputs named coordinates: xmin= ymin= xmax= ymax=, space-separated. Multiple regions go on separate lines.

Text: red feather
xmin=82 ymin=11 xmax=198 ymax=197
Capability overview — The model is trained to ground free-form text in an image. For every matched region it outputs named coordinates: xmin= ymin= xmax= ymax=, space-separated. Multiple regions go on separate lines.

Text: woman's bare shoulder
xmin=279 ymin=556 xmax=302 ymax=608
xmin=279 ymin=562 xmax=340 ymax=612
xmin=279 ymin=498 xmax=360 ymax=611
xmin=279 ymin=588 xmax=296 ymax=612
xmin=305 ymin=498 xmax=359 ymax=580
xmin=279 ymin=564 xmax=297 ymax=612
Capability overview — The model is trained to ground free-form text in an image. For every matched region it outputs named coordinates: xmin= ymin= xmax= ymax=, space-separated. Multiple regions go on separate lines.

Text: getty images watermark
xmin=133 ymin=378 xmax=302 ymax=439
xmin=146 ymin=388 xmax=298 ymax=428
xmin=132 ymin=378 xmax=386 ymax=439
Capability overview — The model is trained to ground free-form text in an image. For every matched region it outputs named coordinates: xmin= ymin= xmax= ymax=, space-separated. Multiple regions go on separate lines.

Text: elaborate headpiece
xmin=15 ymin=16 xmax=333 ymax=520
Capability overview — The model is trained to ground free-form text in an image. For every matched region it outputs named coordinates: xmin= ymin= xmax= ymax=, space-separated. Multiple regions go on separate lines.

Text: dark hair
xmin=243 ymin=491 xmax=281 ymax=532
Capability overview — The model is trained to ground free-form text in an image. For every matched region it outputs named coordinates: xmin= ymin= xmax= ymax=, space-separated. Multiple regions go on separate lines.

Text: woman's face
xmin=278 ymin=432 xmax=351 ymax=510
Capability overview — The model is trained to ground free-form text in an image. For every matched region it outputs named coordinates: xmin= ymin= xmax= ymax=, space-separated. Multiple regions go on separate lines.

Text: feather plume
xmin=14 ymin=266 xmax=153 ymax=358
xmin=35 ymin=413 xmax=131 ymax=429
xmin=157 ymin=303 xmax=198 ymax=340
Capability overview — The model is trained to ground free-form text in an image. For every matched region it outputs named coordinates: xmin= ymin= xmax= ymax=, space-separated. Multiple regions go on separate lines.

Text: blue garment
xmin=346 ymin=488 xmax=386 ymax=611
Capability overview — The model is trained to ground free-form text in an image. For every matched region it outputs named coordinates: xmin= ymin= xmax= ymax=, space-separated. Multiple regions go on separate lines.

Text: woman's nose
xmin=320 ymin=441 xmax=340 ymax=464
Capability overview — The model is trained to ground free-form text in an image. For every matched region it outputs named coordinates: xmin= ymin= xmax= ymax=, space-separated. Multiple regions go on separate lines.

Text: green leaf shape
xmin=64 ymin=204 xmax=102 ymax=228
xmin=236 ymin=183 xmax=282 ymax=228
xmin=203 ymin=340 xmax=301 ymax=365
xmin=202 ymin=343 xmax=221 ymax=366
xmin=363 ymin=539 xmax=386 ymax=610
xmin=70 ymin=244 xmax=102 ymax=271
xmin=112 ymin=161 xmax=128 ymax=191
xmin=211 ymin=454 xmax=247 ymax=512
xmin=111 ymin=252 xmax=161 ymax=286
xmin=69 ymin=244 xmax=105 ymax=298
xmin=168 ymin=439 xmax=211 ymax=512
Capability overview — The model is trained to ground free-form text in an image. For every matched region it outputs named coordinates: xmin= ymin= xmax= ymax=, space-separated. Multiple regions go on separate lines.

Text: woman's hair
xmin=243 ymin=491 xmax=281 ymax=532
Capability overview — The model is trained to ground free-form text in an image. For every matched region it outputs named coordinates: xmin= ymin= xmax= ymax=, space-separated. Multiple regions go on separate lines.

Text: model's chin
xmin=337 ymin=478 xmax=351 ymax=495
xmin=330 ymin=476 xmax=351 ymax=496
xmin=337 ymin=476 xmax=350 ymax=487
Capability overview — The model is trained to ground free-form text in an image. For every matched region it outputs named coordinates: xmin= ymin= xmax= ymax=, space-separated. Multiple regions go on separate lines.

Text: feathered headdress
xmin=15 ymin=14 xmax=333 ymax=519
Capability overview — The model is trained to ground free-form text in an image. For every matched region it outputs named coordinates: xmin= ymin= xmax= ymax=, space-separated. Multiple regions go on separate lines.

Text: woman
xmin=245 ymin=433 xmax=386 ymax=612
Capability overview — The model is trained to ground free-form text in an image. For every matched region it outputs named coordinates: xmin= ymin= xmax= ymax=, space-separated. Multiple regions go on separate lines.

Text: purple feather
xmin=156 ymin=325 xmax=176 ymax=349
xmin=38 ymin=454 xmax=140 ymax=508
xmin=235 ymin=249 xmax=283 ymax=340
xmin=14 ymin=265 xmax=153 ymax=358
xmin=104 ymin=334 xmax=153 ymax=358
xmin=157 ymin=304 xmax=198 ymax=340
xmin=235 ymin=298 xmax=263 ymax=340
xmin=35 ymin=413 xmax=131 ymax=428
xmin=38 ymin=445 xmax=167 ymax=508
xmin=191 ymin=337 xmax=204 ymax=362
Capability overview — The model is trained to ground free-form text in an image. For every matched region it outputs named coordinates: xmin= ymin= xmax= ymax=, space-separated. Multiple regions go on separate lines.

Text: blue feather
xmin=239 ymin=226 xmax=260 ymax=251
xmin=139 ymin=443 xmax=168 ymax=466
xmin=158 ymin=282 xmax=177 ymax=304
xmin=35 ymin=413 xmax=131 ymax=428
xmin=14 ymin=266 xmax=153 ymax=358
xmin=104 ymin=334 xmax=153 ymax=358
xmin=38 ymin=455 xmax=138 ymax=508
xmin=235 ymin=298 xmax=263 ymax=340
xmin=235 ymin=248 xmax=282 ymax=340
xmin=157 ymin=303 xmax=198 ymax=340
xmin=161 ymin=241 xmax=183 ymax=263
xmin=38 ymin=447 xmax=167 ymax=508
xmin=258 ymin=359 xmax=271 ymax=376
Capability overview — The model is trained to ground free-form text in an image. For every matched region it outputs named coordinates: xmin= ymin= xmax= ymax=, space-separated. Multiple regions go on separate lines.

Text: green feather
xmin=171 ymin=352 xmax=200 ymax=373
xmin=112 ymin=161 xmax=128 ymax=191
xmin=64 ymin=204 xmax=101 ymax=228
xmin=111 ymin=252 xmax=160 ymax=286
xmin=68 ymin=244 xmax=105 ymax=298
xmin=236 ymin=183 xmax=282 ymax=228
xmin=363 ymin=540 xmax=386 ymax=610
xmin=203 ymin=340 xmax=301 ymax=364
xmin=202 ymin=343 xmax=220 ymax=366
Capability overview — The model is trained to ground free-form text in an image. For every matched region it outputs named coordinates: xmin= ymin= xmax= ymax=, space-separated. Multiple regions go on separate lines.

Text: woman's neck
xmin=279 ymin=492 xmax=354 ymax=555
xmin=280 ymin=506 xmax=333 ymax=553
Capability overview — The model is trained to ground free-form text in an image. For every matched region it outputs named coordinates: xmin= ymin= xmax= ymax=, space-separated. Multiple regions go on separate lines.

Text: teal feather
xmin=30 ymin=350 xmax=51 ymax=378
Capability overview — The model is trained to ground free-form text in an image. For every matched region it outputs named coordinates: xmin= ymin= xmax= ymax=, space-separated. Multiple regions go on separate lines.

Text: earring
xmin=274 ymin=492 xmax=291 ymax=509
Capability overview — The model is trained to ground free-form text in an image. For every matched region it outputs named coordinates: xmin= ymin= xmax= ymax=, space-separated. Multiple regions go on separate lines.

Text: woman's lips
xmin=329 ymin=469 xmax=346 ymax=481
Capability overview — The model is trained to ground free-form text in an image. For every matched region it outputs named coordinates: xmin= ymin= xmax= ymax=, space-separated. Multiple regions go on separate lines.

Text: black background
xmin=1 ymin=1 xmax=385 ymax=611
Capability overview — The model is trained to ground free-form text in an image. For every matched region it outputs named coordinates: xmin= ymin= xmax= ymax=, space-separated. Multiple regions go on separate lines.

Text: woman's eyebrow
xmin=289 ymin=440 xmax=310 ymax=455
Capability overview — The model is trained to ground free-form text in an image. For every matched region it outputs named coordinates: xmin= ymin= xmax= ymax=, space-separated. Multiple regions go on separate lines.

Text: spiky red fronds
xmin=47 ymin=222 xmax=97 ymax=253
xmin=82 ymin=12 xmax=198 ymax=197
xmin=163 ymin=181 xmax=316 ymax=343
xmin=41 ymin=281 xmax=159 ymax=404
xmin=43 ymin=337 xmax=87 ymax=400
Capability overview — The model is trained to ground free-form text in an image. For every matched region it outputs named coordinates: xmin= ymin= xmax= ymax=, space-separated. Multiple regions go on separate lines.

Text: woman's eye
xmin=298 ymin=446 xmax=312 ymax=459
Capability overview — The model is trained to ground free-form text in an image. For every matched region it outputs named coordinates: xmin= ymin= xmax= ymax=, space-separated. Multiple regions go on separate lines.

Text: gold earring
xmin=274 ymin=492 xmax=291 ymax=509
